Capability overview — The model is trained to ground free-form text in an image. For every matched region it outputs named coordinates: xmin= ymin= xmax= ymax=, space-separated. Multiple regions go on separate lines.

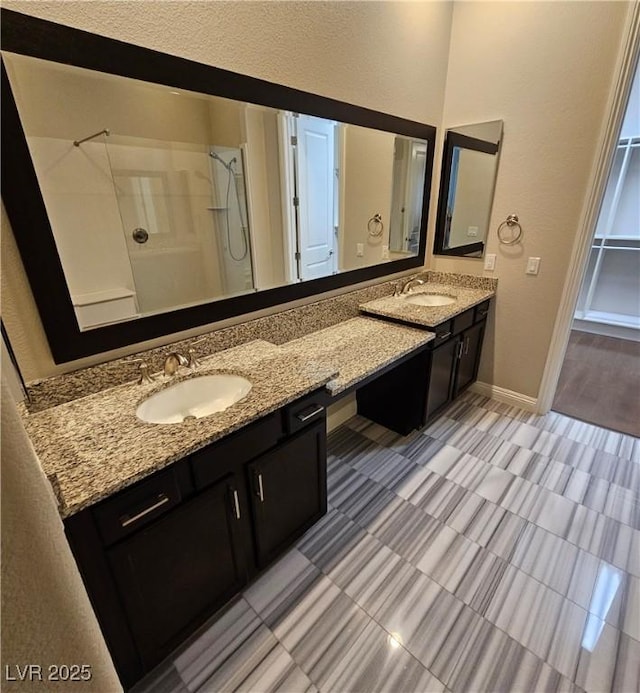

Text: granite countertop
xmin=279 ymin=316 xmax=434 ymax=395
xmin=23 ymin=340 xmax=337 ymax=518
xmin=359 ymin=282 xmax=495 ymax=328
xmin=22 ymin=318 xmax=432 ymax=518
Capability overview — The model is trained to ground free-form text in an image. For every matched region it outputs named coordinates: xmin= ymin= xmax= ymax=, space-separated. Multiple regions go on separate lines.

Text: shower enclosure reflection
xmin=108 ymin=136 xmax=257 ymax=322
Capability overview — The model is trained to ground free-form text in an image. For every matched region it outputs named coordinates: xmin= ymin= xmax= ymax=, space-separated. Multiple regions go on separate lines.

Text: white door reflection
xmin=581 ymin=563 xmax=622 ymax=652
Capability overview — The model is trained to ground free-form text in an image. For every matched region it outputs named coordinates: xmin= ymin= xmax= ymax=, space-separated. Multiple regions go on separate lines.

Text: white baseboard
xmin=469 ymin=381 xmax=538 ymax=413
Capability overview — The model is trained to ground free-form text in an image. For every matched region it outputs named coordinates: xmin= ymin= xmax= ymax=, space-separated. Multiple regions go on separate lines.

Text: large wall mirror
xmin=433 ymin=120 xmax=503 ymax=258
xmin=1 ymin=10 xmax=435 ymax=363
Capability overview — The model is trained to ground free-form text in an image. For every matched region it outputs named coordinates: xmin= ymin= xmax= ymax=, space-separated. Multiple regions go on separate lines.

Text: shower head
xmin=209 ymin=151 xmax=237 ymax=171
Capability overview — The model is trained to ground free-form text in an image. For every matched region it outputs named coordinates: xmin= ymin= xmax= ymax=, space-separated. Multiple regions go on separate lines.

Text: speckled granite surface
xmin=359 ymin=277 xmax=496 ymax=328
xmin=22 ymin=340 xmax=337 ymax=518
xmin=279 ymin=317 xmax=434 ymax=395
xmin=21 ymin=318 xmax=432 ymax=517
xmin=25 ymin=279 xmax=398 ymax=412
xmin=421 ymin=271 xmax=497 ymax=291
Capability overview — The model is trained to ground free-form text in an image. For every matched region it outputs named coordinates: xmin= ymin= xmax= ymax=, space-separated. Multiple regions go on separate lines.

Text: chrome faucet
xmin=163 ymin=352 xmax=188 ymax=376
xmin=399 ymin=276 xmax=425 ymax=295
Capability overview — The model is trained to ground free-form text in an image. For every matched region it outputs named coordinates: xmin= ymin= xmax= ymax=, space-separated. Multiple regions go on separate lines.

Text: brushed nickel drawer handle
xmin=437 ymin=331 xmax=451 ymax=341
xmin=257 ymin=473 xmax=265 ymax=502
xmin=464 ymin=337 xmax=470 ymax=355
xmin=120 ymin=494 xmax=170 ymax=527
xmin=477 ymin=309 xmax=488 ymax=317
xmin=297 ymin=406 xmax=324 ymax=422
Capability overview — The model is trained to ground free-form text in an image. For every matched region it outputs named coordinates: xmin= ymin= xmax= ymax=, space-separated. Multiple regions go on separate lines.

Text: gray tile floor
xmin=134 ymin=392 xmax=640 ymax=692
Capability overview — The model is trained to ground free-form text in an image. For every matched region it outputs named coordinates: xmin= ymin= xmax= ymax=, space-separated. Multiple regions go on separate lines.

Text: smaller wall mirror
xmin=433 ymin=120 xmax=503 ymax=258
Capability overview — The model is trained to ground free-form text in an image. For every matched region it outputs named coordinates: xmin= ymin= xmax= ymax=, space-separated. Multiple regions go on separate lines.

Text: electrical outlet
xmin=382 ymin=245 xmax=389 ymax=259
xmin=467 ymin=226 xmax=478 ymax=237
xmin=356 ymin=243 xmax=364 ymax=257
xmin=484 ymin=253 xmax=496 ymax=271
xmin=526 ymin=257 xmax=541 ymax=275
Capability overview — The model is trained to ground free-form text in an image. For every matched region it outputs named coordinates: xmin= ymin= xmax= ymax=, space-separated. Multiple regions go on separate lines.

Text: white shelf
xmin=575 ymin=310 xmax=640 ymax=330
xmin=576 ymin=120 xmax=640 ymax=331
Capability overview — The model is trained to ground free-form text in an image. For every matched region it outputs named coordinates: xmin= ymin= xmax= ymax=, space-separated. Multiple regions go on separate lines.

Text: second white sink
xmin=136 ymin=374 xmax=252 ymax=424
xmin=402 ymin=293 xmax=456 ymax=307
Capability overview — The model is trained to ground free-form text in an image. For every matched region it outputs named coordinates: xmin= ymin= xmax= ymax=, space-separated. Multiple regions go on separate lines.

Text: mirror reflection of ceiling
xmin=435 ymin=119 xmax=503 ymax=258
xmin=3 ymin=52 xmax=429 ymax=331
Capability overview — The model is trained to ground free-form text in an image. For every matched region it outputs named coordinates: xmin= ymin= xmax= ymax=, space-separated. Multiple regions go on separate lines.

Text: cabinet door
xmin=107 ymin=476 xmax=246 ymax=671
xmin=454 ymin=321 xmax=485 ymax=396
xmin=247 ymin=421 xmax=327 ymax=569
xmin=425 ymin=337 xmax=457 ymax=421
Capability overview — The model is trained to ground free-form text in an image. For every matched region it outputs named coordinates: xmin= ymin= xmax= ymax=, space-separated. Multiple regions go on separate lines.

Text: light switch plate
xmin=381 ymin=245 xmax=389 ymax=259
xmin=484 ymin=253 xmax=496 ymax=271
xmin=467 ymin=226 xmax=478 ymax=237
xmin=356 ymin=243 xmax=364 ymax=257
xmin=526 ymin=257 xmax=541 ymax=275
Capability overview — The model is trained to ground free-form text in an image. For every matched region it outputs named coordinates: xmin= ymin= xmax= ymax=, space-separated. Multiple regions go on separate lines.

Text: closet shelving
xmin=575 ymin=133 xmax=640 ymax=331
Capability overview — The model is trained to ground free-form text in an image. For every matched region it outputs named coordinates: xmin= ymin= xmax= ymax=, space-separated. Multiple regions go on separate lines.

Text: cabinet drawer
xmin=191 ymin=413 xmax=282 ymax=491
xmin=474 ymin=301 xmax=490 ymax=322
xmin=452 ymin=308 xmax=474 ymax=336
xmin=430 ymin=320 xmax=453 ymax=347
xmin=93 ymin=468 xmax=183 ymax=546
xmin=284 ymin=390 xmax=327 ymax=435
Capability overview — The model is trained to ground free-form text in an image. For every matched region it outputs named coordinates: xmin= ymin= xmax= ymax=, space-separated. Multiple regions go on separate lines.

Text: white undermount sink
xmin=401 ymin=293 xmax=456 ymax=307
xmin=136 ymin=374 xmax=252 ymax=424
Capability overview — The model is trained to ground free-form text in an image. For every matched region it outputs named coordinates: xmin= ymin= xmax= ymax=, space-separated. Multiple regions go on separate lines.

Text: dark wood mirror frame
xmin=1 ymin=9 xmax=436 ymax=364
xmin=433 ymin=131 xmax=499 ymax=258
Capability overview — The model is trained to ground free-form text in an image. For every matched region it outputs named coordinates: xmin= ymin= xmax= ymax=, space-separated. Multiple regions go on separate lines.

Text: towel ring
xmin=367 ymin=213 xmax=384 ymax=237
xmin=497 ymin=214 xmax=523 ymax=245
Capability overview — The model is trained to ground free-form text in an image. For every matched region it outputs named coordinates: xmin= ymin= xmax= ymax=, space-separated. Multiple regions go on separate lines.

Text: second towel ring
xmin=497 ymin=214 xmax=523 ymax=245
xmin=367 ymin=213 xmax=384 ymax=237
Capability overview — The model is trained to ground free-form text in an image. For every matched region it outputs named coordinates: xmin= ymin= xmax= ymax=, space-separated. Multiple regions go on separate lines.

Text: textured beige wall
xmin=1 ymin=0 xmax=453 ymax=380
xmin=1 ymin=380 xmax=122 ymax=691
xmin=340 ymin=125 xmax=395 ymax=270
xmin=448 ymin=148 xmax=497 ymax=248
xmin=432 ymin=1 xmax=630 ymax=399
xmin=2 ymin=1 xmax=629 ymax=399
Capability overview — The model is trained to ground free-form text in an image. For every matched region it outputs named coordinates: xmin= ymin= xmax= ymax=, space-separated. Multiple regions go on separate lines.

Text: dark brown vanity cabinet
xmin=358 ymin=300 xmax=491 ymax=434
xmin=247 ymin=421 xmax=326 ymax=568
xmin=107 ymin=476 xmax=246 ymax=670
xmin=424 ymin=335 xmax=459 ymax=420
xmin=64 ymin=392 xmax=327 ymax=689
xmin=452 ymin=321 xmax=485 ymax=398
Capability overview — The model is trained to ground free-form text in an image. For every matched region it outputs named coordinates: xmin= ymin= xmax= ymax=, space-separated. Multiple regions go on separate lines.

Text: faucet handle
xmin=131 ymin=359 xmax=156 ymax=385
xmin=187 ymin=337 xmax=208 ymax=369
